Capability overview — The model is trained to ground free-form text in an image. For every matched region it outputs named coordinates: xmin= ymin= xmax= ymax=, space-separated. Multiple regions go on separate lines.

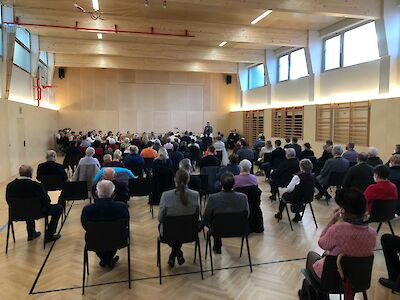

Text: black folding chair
xmin=157 ymin=213 xmax=203 ymax=284
xmin=40 ymin=174 xmax=67 ymax=192
xmin=369 ymin=200 xmax=397 ymax=235
xmin=301 ymin=255 xmax=374 ymax=300
xmin=82 ymin=220 xmax=131 ymax=294
xmin=143 ymin=158 xmax=154 ymax=177
xmin=59 ymin=181 xmax=89 ymax=218
xmin=326 ymin=171 xmax=347 ymax=205
xmin=205 ymin=212 xmax=252 ymax=275
xmin=216 ymin=151 xmax=223 ymax=165
xmin=191 ymin=174 xmax=209 ymax=208
xmin=128 ymin=177 xmax=154 ymax=218
xmin=6 ymin=197 xmax=49 ymax=253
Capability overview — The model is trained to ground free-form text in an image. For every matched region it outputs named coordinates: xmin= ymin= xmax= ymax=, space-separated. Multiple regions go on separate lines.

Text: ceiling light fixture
xmin=219 ymin=41 xmax=227 ymax=47
xmin=92 ymin=0 xmax=100 ymax=11
xmin=251 ymin=10 xmax=272 ymax=25
xmin=97 ymin=32 xmax=103 ymax=39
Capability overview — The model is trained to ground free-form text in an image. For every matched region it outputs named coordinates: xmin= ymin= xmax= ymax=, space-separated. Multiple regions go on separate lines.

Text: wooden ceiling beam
xmin=54 ymin=54 xmax=238 ymax=74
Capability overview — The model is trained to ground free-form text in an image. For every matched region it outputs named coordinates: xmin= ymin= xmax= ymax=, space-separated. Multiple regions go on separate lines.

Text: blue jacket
xmin=93 ymin=167 xmax=134 ymax=185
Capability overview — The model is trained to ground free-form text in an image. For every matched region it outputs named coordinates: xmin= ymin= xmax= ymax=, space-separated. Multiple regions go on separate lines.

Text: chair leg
xmin=362 ymin=290 xmax=368 ymax=300
xmin=205 ymin=233 xmax=209 ymax=259
xmin=285 ymin=203 xmax=293 ymax=231
xmin=388 ymin=221 xmax=395 ymax=235
xmin=194 ymin=240 xmax=198 ymax=263
xmin=82 ymin=247 xmax=86 ymax=295
xmin=245 ymin=235 xmax=252 ymax=273
xmin=197 ymin=238 xmax=204 ymax=280
xmin=157 ymin=239 xmax=162 ymax=285
xmin=309 ymin=203 xmax=318 ymax=229
xmin=11 ymin=222 xmax=15 ymax=243
xmin=128 ymin=244 xmax=131 ymax=289
xmin=377 ymin=222 xmax=382 ymax=233
xmin=240 ymin=236 xmax=244 ymax=257
xmin=6 ymin=221 xmax=11 ymax=254
xmin=44 ymin=217 xmax=49 ymax=250
xmin=209 ymin=237 xmax=214 ymax=276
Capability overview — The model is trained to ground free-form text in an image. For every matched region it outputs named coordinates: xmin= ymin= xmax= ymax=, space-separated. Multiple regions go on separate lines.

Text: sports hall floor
xmin=0 ymin=163 xmax=399 ymax=300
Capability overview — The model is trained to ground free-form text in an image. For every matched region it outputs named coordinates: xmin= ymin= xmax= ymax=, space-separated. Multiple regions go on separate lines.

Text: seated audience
xmin=364 ymin=165 xmax=398 ymax=213
xmin=274 ymin=159 xmax=315 ymax=222
xmin=290 ymin=137 xmax=302 ymax=158
xmin=343 ymin=143 xmax=358 ymax=163
xmin=203 ymin=172 xmax=249 ymax=254
xmin=367 ymin=147 xmax=383 ymax=167
xmin=169 ymin=142 xmax=185 ymax=173
xmin=317 ymin=140 xmax=333 ymax=162
xmin=93 ymin=166 xmax=134 ymax=186
xmin=261 ymin=139 xmax=286 ymax=178
xmin=379 ymin=234 xmax=400 ymax=292
xmin=236 ymin=140 xmax=255 ymax=162
xmin=158 ymin=169 xmax=200 ymax=267
xmin=179 ymin=158 xmax=201 ymax=192
xmin=164 ymin=138 xmax=174 ymax=151
xmin=153 ymin=139 xmax=162 ymax=152
xmin=153 ymin=147 xmax=175 ymax=205
xmin=106 ymin=138 xmax=119 ymax=152
xmin=81 ymin=180 xmax=129 ymax=269
xmin=300 ymin=188 xmax=376 ymax=295
xmin=299 ymin=143 xmax=314 ymax=160
xmin=62 ymin=141 xmax=83 ymax=172
xmin=178 ymin=141 xmax=190 ymax=158
xmin=140 ymin=141 xmax=158 ymax=159
xmin=258 ymin=140 xmax=274 ymax=161
xmin=109 ymin=150 xmax=125 ymax=168
xmin=200 ymin=145 xmax=220 ymax=169
xmin=342 ymin=152 xmax=374 ymax=192
xmin=102 ymin=154 xmax=113 ymax=167
xmin=36 ymin=150 xmax=68 ymax=182
xmin=283 ymin=138 xmax=291 ymax=149
xmin=217 ymin=154 xmax=240 ymax=178
xmin=93 ymin=168 xmax=129 ymax=204
xmin=315 ymin=145 xmax=349 ymax=200
xmin=253 ymin=134 xmax=265 ymax=150
xmin=6 ymin=165 xmax=63 ymax=242
xmin=73 ymin=147 xmax=101 ymax=189
xmin=389 ymin=154 xmax=400 ymax=182
xmin=214 ymin=136 xmax=229 ymax=166
xmin=233 ymin=159 xmax=258 ymax=189
xmin=269 ymin=148 xmax=300 ymax=201
xmin=123 ymin=145 xmax=144 ymax=176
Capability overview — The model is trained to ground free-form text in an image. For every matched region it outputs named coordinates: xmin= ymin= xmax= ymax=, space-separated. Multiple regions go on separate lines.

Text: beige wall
xmin=55 ymin=68 xmax=240 ymax=135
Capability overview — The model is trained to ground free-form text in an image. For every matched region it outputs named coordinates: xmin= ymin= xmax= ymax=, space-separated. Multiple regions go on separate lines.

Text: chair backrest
xmin=328 ymin=172 xmax=347 ymax=187
xmin=144 ymin=158 xmax=154 ymax=169
xmin=200 ymin=166 xmax=220 ymax=194
xmin=60 ymin=181 xmax=88 ymax=201
xmin=161 ymin=213 xmax=199 ymax=244
xmin=321 ymin=255 xmax=374 ymax=293
xmin=349 ymin=161 xmax=357 ymax=168
xmin=210 ymin=211 xmax=249 ymax=238
xmin=8 ymin=197 xmax=44 ymax=221
xmin=191 ymin=174 xmax=208 ymax=195
xmin=369 ymin=200 xmax=397 ymax=223
xmin=85 ymin=219 xmax=129 ymax=252
xmin=128 ymin=177 xmax=153 ymax=196
xmin=216 ymin=150 xmax=223 ymax=162
xmin=40 ymin=174 xmax=66 ymax=191
xmin=129 ymin=163 xmax=144 ymax=178
xmin=263 ymin=152 xmax=272 ymax=163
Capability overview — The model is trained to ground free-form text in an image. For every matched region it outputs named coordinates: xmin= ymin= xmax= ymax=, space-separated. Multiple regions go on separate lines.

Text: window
xmin=14 ymin=27 xmax=31 ymax=73
xmin=39 ymin=51 xmax=48 ymax=65
xmin=248 ymin=64 xmax=264 ymax=89
xmin=278 ymin=49 xmax=308 ymax=82
xmin=272 ymin=107 xmax=304 ymax=139
xmin=243 ymin=110 xmax=264 ymax=146
xmin=16 ymin=27 xmax=30 ymax=49
xmin=323 ymin=22 xmax=380 ymax=71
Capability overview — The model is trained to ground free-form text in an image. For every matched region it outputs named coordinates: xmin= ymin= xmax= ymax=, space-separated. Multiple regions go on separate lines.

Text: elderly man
xmin=102 ymin=154 xmax=113 ymax=167
xmin=93 ymin=168 xmax=130 ymax=204
xmin=6 ymin=165 xmax=63 ymax=242
xmin=342 ymin=152 xmax=374 ymax=192
xmin=236 ymin=140 xmax=255 ymax=162
xmin=315 ymin=145 xmax=349 ymax=200
xmin=343 ymin=143 xmax=358 ymax=163
xmin=233 ymin=159 xmax=258 ymax=189
xmin=203 ymin=172 xmax=249 ymax=254
xmin=37 ymin=150 xmax=68 ymax=182
xmin=123 ymin=145 xmax=145 ymax=176
xmin=81 ymin=180 xmax=129 ymax=268
xmin=73 ymin=147 xmax=101 ymax=190
xmin=367 ymin=147 xmax=384 ymax=167
xmin=269 ymin=148 xmax=300 ymax=201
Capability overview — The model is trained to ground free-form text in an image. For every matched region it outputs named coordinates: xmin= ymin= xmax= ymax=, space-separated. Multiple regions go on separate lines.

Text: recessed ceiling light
xmin=92 ymin=0 xmax=100 ymax=11
xmin=251 ymin=10 xmax=272 ymax=25
xmin=97 ymin=33 xmax=103 ymax=39
xmin=219 ymin=41 xmax=227 ymax=47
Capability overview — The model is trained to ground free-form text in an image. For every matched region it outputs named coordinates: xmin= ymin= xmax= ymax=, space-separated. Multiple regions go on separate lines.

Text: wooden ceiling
xmin=12 ymin=0 xmax=382 ymax=73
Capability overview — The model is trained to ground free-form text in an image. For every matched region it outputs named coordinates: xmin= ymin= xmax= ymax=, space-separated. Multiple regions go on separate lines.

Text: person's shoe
xmin=315 ymin=193 xmax=323 ymax=200
xmin=274 ymin=212 xmax=282 ymax=221
xmin=108 ymin=256 xmax=120 ymax=269
xmin=99 ymin=260 xmax=107 ymax=268
xmin=168 ymin=252 xmax=176 ymax=267
xmin=176 ymin=250 xmax=185 ymax=265
xmin=269 ymin=195 xmax=277 ymax=201
xmin=292 ymin=213 xmax=302 ymax=223
xmin=379 ymin=277 xmax=400 ymax=292
xmin=44 ymin=234 xmax=61 ymax=243
xmin=212 ymin=246 xmax=222 ymax=254
xmin=28 ymin=231 xmax=41 ymax=241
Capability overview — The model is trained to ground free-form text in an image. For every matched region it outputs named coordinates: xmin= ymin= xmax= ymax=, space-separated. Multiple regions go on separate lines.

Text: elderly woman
xmin=299 ymin=188 xmax=377 ymax=296
xmin=274 ymin=159 xmax=315 ymax=222
xmin=73 ymin=147 xmax=100 ymax=190
xmin=233 ymin=159 xmax=258 ymax=189
xmin=367 ymin=147 xmax=383 ymax=167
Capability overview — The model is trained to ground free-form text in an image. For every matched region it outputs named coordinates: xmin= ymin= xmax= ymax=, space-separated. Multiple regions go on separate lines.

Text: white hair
xmin=46 ymin=150 xmax=57 ymax=162
xmin=103 ymin=154 xmax=112 ymax=162
xmin=239 ymin=159 xmax=252 ymax=172
xmin=368 ymin=147 xmax=379 ymax=157
xmin=158 ymin=147 xmax=169 ymax=160
xmin=113 ymin=150 xmax=122 ymax=160
xmin=96 ymin=180 xmax=115 ymax=198
xmin=129 ymin=145 xmax=138 ymax=154
xmin=109 ymin=138 xmax=116 ymax=145
xmin=332 ymin=145 xmax=344 ymax=156
xmin=86 ymin=147 xmax=95 ymax=157
xmin=179 ymin=158 xmax=192 ymax=172
xmin=285 ymin=148 xmax=296 ymax=159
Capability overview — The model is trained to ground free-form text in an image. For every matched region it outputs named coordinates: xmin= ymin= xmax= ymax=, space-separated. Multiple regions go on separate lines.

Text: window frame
xmin=39 ymin=51 xmax=48 ymax=67
xmin=322 ymin=21 xmax=379 ymax=73
xmin=277 ymin=48 xmax=309 ymax=83
xmin=13 ymin=27 xmax=31 ymax=74
xmin=247 ymin=63 xmax=265 ymax=90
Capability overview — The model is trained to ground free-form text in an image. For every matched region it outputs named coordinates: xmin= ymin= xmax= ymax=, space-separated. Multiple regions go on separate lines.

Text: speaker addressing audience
xmin=6 ymin=165 xmax=63 ymax=242
xmin=81 ymin=180 xmax=129 ymax=269
xmin=158 ymin=169 xmax=200 ymax=267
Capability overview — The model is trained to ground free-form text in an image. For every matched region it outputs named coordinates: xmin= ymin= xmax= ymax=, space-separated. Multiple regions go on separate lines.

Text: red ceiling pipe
xmin=4 ymin=20 xmax=195 ymax=38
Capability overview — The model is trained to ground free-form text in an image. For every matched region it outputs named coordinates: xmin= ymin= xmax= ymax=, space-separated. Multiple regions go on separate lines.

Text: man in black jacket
xmin=342 ymin=152 xmax=374 ymax=192
xmin=261 ymin=140 xmax=286 ymax=178
xmin=200 ymin=145 xmax=220 ymax=169
xmin=269 ymin=148 xmax=300 ymax=201
xmin=6 ymin=165 xmax=63 ymax=242
xmin=290 ymin=137 xmax=302 ymax=158
xmin=92 ymin=168 xmax=130 ymax=204
xmin=37 ymin=150 xmax=68 ymax=182
xmin=81 ymin=180 xmax=130 ymax=268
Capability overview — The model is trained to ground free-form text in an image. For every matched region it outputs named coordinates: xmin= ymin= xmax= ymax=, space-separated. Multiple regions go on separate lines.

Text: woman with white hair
xmin=367 ymin=147 xmax=383 ymax=167
xmin=233 ymin=159 xmax=258 ymax=189
xmin=73 ymin=147 xmax=101 ymax=190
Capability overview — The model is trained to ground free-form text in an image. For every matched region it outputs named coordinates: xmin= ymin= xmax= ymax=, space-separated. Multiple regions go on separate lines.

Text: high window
xmin=278 ymin=48 xmax=308 ymax=82
xmin=13 ymin=27 xmax=31 ymax=73
xmin=248 ymin=64 xmax=265 ymax=89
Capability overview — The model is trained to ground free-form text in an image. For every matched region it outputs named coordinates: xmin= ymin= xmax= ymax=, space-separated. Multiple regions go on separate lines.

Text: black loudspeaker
xmin=58 ymin=68 xmax=65 ymax=80
xmin=226 ymin=74 xmax=232 ymax=85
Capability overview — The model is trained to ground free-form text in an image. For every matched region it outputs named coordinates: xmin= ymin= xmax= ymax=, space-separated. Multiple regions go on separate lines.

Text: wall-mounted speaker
xmin=58 ymin=68 xmax=65 ymax=80
xmin=226 ymin=74 xmax=232 ymax=85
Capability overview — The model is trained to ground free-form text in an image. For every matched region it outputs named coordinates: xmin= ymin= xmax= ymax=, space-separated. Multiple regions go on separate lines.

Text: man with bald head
xmin=36 ymin=150 xmax=68 ymax=183
xmin=6 ymin=165 xmax=63 ymax=242
xmin=92 ymin=168 xmax=130 ymax=204
xmin=81 ymin=180 xmax=130 ymax=269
